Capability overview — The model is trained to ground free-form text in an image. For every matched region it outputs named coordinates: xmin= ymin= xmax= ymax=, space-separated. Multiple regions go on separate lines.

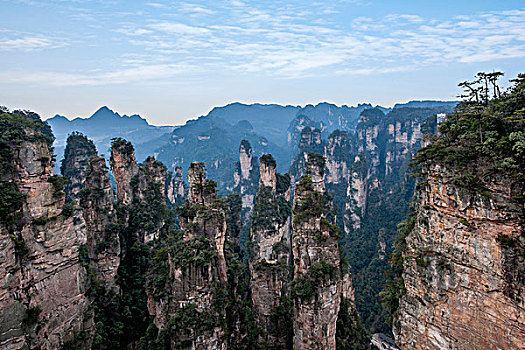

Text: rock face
xmin=60 ymin=132 xmax=97 ymax=202
xmin=166 ymin=165 xmax=186 ymax=207
xmin=324 ymin=130 xmax=353 ymax=184
xmin=395 ymin=165 xmax=525 ymax=349
xmin=147 ymin=162 xmax=228 ymax=349
xmin=0 ymin=112 xmax=93 ymax=349
xmin=231 ymin=140 xmax=259 ymax=228
xmin=183 ymin=162 xmax=228 ymax=282
xmin=60 ymin=133 xmax=120 ymax=294
xmin=111 ymin=139 xmax=167 ymax=242
xmin=110 ymin=138 xmax=139 ymax=207
xmin=81 ymin=155 xmax=120 ymax=292
xmin=334 ymin=108 xmax=439 ymax=331
xmin=249 ymin=154 xmax=292 ymax=348
xmin=290 ymin=127 xmax=324 ymax=181
xmin=291 ymin=154 xmax=350 ymax=350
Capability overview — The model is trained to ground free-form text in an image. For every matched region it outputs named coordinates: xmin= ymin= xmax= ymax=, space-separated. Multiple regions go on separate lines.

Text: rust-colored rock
xmin=0 ymin=115 xmax=93 ymax=349
xmin=395 ymin=165 xmax=525 ymax=349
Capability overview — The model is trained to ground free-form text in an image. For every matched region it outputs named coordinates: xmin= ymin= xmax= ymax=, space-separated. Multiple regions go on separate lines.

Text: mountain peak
xmin=91 ymin=106 xmax=120 ymax=119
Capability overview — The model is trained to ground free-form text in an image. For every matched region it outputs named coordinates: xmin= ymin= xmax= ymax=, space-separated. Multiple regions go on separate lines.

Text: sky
xmin=0 ymin=0 xmax=524 ymax=125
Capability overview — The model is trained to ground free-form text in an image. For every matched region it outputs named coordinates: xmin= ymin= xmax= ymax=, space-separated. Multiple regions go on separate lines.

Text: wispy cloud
xmin=0 ymin=63 xmax=196 ymax=86
xmin=114 ymin=6 xmax=524 ymax=77
xmin=0 ymin=35 xmax=62 ymax=51
xmin=147 ymin=21 xmax=211 ymax=35
xmin=2 ymin=1 xmax=524 ymax=80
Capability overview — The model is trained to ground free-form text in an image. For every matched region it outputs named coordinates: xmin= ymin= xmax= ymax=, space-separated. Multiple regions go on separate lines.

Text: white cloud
xmin=147 ymin=21 xmax=211 ymax=35
xmin=0 ymin=63 xmax=196 ymax=87
xmin=3 ymin=3 xmax=523 ymax=82
xmin=146 ymin=2 xmax=167 ymax=9
xmin=0 ymin=36 xmax=61 ymax=51
xmin=115 ymin=28 xmax=153 ymax=36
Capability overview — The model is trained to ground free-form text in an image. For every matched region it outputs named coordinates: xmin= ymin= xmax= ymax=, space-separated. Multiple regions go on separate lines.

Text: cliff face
xmin=60 ymin=132 xmax=97 ymax=202
xmin=290 ymin=127 xmax=324 ymax=181
xmin=0 ymin=112 xmax=93 ymax=349
xmin=395 ymin=166 xmax=525 ymax=349
xmin=59 ymin=133 xmax=120 ymax=293
xmin=391 ymin=77 xmax=525 ymax=349
xmin=110 ymin=138 xmax=139 ymax=207
xmin=183 ymin=163 xmax=228 ymax=281
xmin=325 ymin=130 xmax=353 ymax=184
xmin=342 ymin=108 xmax=437 ymax=331
xmin=147 ymin=162 xmax=229 ymax=349
xmin=249 ymin=154 xmax=292 ymax=348
xmin=80 ymin=155 xmax=120 ymax=292
xmin=166 ymin=166 xmax=186 ymax=207
xmin=231 ymin=140 xmax=259 ymax=223
xmin=111 ymin=139 xmax=167 ymax=243
xmin=291 ymin=154 xmax=349 ymax=350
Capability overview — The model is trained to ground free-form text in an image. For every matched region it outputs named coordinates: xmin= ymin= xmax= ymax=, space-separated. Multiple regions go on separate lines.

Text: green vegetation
xmin=251 ymin=186 xmax=291 ymax=233
xmin=293 ymin=176 xmax=334 ymax=227
xmin=360 ymin=108 xmax=384 ymax=126
xmin=22 ymin=306 xmax=41 ymax=327
xmin=48 ymin=175 xmax=66 ymax=197
xmin=306 ymin=152 xmax=326 ymax=176
xmin=62 ymin=201 xmax=75 ymax=218
xmin=413 ymin=73 xmax=525 ymax=184
xmin=260 ymin=153 xmax=276 ymax=168
xmin=61 ymin=132 xmax=97 ymax=201
xmin=276 ymin=172 xmax=290 ymax=195
xmin=223 ymin=193 xmax=242 ymax=252
xmin=90 ymin=156 xmax=173 ymax=349
xmin=111 ymin=137 xmax=134 ymax=156
xmin=336 ymin=297 xmax=373 ymax=350
xmin=0 ymin=183 xmax=26 ymax=225
xmin=289 ymin=261 xmax=337 ymax=301
xmin=138 ymin=303 xmax=218 ymax=350
xmin=380 ymin=215 xmax=412 ymax=327
xmin=9 ymin=232 xmax=29 ymax=258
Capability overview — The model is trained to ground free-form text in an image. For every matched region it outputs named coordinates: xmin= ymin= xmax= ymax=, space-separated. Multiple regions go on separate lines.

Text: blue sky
xmin=0 ymin=0 xmax=523 ymax=125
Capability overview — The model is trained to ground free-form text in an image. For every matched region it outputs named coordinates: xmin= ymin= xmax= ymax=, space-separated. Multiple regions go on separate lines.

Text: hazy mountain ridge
xmin=46 ymin=106 xmax=177 ymax=171
xmin=45 ymin=101 xmax=458 ymax=186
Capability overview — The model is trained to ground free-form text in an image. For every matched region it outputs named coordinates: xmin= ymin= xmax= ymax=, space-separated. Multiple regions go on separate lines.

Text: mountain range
xmin=46 ymin=100 xmax=457 ymax=184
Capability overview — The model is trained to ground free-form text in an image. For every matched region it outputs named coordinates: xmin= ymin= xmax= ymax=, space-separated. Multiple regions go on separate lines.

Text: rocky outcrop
xmin=166 ymin=166 xmax=186 ymax=207
xmin=110 ymin=138 xmax=139 ymax=207
xmin=183 ymin=162 xmax=227 ymax=282
xmin=290 ymin=127 xmax=324 ymax=181
xmin=0 ymin=112 xmax=93 ymax=349
xmin=80 ymin=155 xmax=120 ymax=292
xmin=249 ymin=154 xmax=292 ymax=348
xmin=291 ymin=154 xmax=350 ymax=350
xmin=60 ymin=132 xmax=97 ymax=202
xmin=355 ymin=108 xmax=383 ymax=177
xmin=325 ymin=130 xmax=353 ymax=184
xmin=147 ymin=163 xmax=229 ymax=349
xmin=395 ymin=165 xmax=525 ymax=349
xmin=111 ymin=139 xmax=167 ymax=242
xmin=232 ymin=140 xmax=259 ymax=226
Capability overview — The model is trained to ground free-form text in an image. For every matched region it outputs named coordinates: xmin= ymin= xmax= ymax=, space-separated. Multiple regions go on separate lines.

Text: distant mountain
xmin=393 ymin=100 xmax=458 ymax=110
xmin=46 ymin=106 xmax=176 ymax=171
xmin=154 ymin=115 xmax=288 ymax=189
xmin=46 ymin=101 xmax=457 ymax=185
xmin=206 ymin=103 xmax=300 ymax=147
